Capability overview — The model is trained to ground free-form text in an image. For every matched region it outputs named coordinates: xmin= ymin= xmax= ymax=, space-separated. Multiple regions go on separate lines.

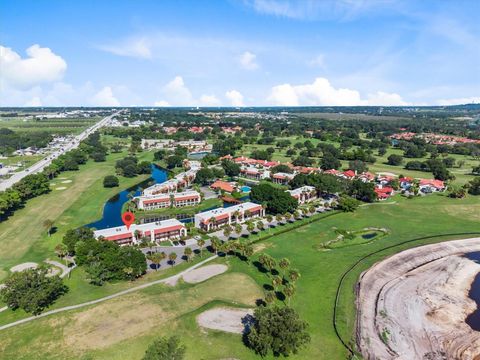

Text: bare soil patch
xmin=197 ymin=307 xmax=253 ymax=333
xmin=182 ymin=264 xmax=228 ymax=284
xmin=10 ymin=262 xmax=37 ymax=272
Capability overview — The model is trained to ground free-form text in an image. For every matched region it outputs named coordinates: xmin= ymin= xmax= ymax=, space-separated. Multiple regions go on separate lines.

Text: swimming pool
xmin=240 ymin=185 xmax=251 ymax=192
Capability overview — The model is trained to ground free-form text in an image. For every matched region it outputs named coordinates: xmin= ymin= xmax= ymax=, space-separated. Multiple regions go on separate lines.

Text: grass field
xmin=0 ymin=150 xmax=153 ymax=282
xmin=0 ymin=117 xmax=99 ymax=135
xmin=1 ymin=193 xmax=479 ymax=359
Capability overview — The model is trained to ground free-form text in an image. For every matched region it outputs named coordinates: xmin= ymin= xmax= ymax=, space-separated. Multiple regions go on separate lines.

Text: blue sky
xmin=1 ymin=0 xmax=479 ymax=106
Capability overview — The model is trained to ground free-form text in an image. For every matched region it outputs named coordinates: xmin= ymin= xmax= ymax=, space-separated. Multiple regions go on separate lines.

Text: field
xmin=1 ymin=193 xmax=479 ymax=359
xmin=0 ymin=116 xmax=99 ymax=135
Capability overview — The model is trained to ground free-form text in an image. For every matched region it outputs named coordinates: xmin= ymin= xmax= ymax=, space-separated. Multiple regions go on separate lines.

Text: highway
xmin=0 ymin=111 xmax=122 ymax=192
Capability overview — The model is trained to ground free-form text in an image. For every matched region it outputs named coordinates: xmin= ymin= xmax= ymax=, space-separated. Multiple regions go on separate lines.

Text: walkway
xmin=0 ymin=255 xmax=217 ymax=332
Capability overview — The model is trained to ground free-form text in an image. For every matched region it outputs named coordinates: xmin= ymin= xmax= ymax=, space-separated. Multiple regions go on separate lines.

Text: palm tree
xmin=283 ymin=284 xmax=296 ymax=305
xmin=168 ymin=252 xmax=177 ymax=267
xmin=279 ymin=258 xmax=290 ymax=276
xmin=265 ymin=291 xmax=276 ymax=304
xmin=266 ymin=215 xmax=273 ymax=224
xmin=288 ymin=269 xmax=301 ymax=283
xmin=272 ymin=275 xmax=283 ymax=291
xmin=246 ymin=222 xmax=255 ymax=235
xmin=232 ymin=210 xmax=241 ymax=223
xmin=208 ymin=217 xmax=217 ymax=231
xmin=184 ymin=247 xmax=193 ymax=262
xmin=234 ymin=223 xmax=243 ymax=237
xmin=256 ymin=220 xmax=264 ymax=231
xmin=275 ymin=213 xmax=283 ymax=223
xmin=54 ymin=243 xmax=68 ymax=266
xmin=284 ymin=212 xmax=293 ymax=222
xmin=244 ymin=244 xmax=254 ymax=261
xmin=223 ymin=226 xmax=232 ymax=239
xmin=293 ymin=210 xmax=300 ymax=219
xmin=147 ymin=252 xmax=165 ymax=271
xmin=210 ymin=236 xmax=221 ymax=255
xmin=197 ymin=238 xmax=205 ymax=257
xmin=43 ymin=219 xmax=54 ymax=237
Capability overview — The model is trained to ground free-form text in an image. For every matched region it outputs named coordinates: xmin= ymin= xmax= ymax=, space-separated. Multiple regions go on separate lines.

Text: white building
xmin=287 ymin=186 xmax=317 ymax=204
xmin=194 ymin=202 xmax=265 ymax=231
xmin=135 ymin=190 xmax=201 ymax=210
xmin=93 ymin=219 xmax=187 ymax=246
xmin=143 ymin=166 xmax=199 ymax=196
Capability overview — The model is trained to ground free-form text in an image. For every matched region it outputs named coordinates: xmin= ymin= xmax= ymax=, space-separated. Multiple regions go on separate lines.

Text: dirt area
xmin=197 ymin=307 xmax=253 ymax=333
xmin=10 ymin=262 xmax=38 ymax=272
xmin=182 ymin=264 xmax=228 ymax=284
xmin=357 ymin=237 xmax=480 ymax=360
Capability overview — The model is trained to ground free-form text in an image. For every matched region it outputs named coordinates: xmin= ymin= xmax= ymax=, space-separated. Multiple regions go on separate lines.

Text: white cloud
xmin=267 ymin=77 xmax=409 ymax=106
xmin=225 ymin=90 xmax=245 ymax=106
xmin=199 ymin=94 xmax=221 ymax=106
xmin=163 ymin=76 xmax=193 ymax=105
xmin=98 ymin=37 xmax=152 ymax=59
xmin=154 ymin=100 xmax=170 ymax=107
xmin=308 ymin=54 xmax=326 ymax=68
xmin=239 ymin=51 xmax=259 ymax=70
xmin=0 ymin=44 xmax=67 ymax=89
xmin=436 ymin=96 xmax=480 ymax=106
xmin=91 ymin=86 xmax=120 ymax=106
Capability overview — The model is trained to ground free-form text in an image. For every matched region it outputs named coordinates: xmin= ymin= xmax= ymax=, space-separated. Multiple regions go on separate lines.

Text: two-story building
xmin=194 ymin=202 xmax=265 ymax=231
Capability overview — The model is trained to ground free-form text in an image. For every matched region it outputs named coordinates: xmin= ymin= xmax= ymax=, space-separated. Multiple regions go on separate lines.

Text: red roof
xmin=174 ymin=195 xmax=200 ymax=201
xmin=324 ymin=169 xmax=340 ymax=175
xmin=399 ymin=177 xmax=413 ymax=182
xmin=273 ymin=173 xmax=286 ymax=179
xmin=419 ymin=179 xmax=445 ymax=188
xmin=105 ymin=233 xmax=133 ymax=241
xmin=143 ymin=198 xmax=170 ymax=205
xmin=343 ymin=170 xmax=356 ymax=178
xmin=153 ymin=225 xmax=184 ymax=234
xmin=375 ymin=186 xmax=393 ymax=194
xmin=211 ymin=180 xmax=235 ymax=193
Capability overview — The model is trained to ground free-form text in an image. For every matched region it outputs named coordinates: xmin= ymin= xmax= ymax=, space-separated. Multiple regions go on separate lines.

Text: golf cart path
xmin=0 ymin=255 xmax=217 ymax=331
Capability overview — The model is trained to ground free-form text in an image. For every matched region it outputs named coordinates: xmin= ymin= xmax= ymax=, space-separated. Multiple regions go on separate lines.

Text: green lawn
xmin=0 ymin=150 xmax=153 ymax=282
xmin=1 ymin=194 xmax=479 ymax=359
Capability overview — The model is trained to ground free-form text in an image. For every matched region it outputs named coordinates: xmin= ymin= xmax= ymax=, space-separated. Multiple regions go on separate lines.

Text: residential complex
xmin=287 ymin=186 xmax=317 ymax=204
xmin=143 ymin=165 xmax=199 ymax=196
xmin=93 ymin=219 xmax=187 ymax=246
xmin=194 ymin=202 xmax=265 ymax=231
xmin=134 ymin=190 xmax=201 ymax=211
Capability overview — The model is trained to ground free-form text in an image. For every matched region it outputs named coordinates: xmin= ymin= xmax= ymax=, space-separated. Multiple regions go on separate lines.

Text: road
xmin=0 ymin=111 xmax=122 ymax=192
xmin=0 ymin=255 xmax=217 ymax=332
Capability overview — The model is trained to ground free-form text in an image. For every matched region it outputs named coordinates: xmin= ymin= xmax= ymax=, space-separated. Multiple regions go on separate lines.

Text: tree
xmin=62 ymin=227 xmax=95 ymax=254
xmin=43 ymin=219 xmax=54 ymax=237
xmin=103 ymin=175 xmax=119 ymax=188
xmin=288 ymin=269 xmax=301 ymax=283
xmin=223 ymin=226 xmax=232 ymax=239
xmin=194 ymin=168 xmax=215 ymax=185
xmin=348 ymin=160 xmax=368 ymax=173
xmin=234 ymin=223 xmax=243 ymax=237
xmin=279 ymin=258 xmax=290 ymax=275
xmin=468 ymin=177 xmax=480 ymax=195
xmin=210 ymin=237 xmax=221 ymax=255
xmin=245 ymin=306 xmax=310 ymax=357
xmin=54 ymin=243 xmax=68 ymax=266
xmin=283 ymin=284 xmax=296 ymax=305
xmin=183 ymin=247 xmax=193 ymax=262
xmin=320 ymin=153 xmax=341 ymax=170
xmin=387 ymin=154 xmax=404 ymax=166
xmin=272 ymin=275 xmax=283 ymax=291
xmin=197 ymin=238 xmax=205 ymax=257
xmin=246 ymin=222 xmax=255 ymax=234
xmin=250 ymin=183 xmax=298 ymax=215
xmin=221 ymin=159 xmax=241 ymax=177
xmin=265 ymin=291 xmax=276 ymax=304
xmin=168 ymin=252 xmax=177 ymax=266
xmin=337 ymin=196 xmax=360 ymax=212
xmin=165 ymin=155 xmax=183 ymax=169
xmin=0 ymin=267 xmax=68 ymax=315
xmin=143 ymin=336 xmax=186 ymax=360
xmin=148 ymin=252 xmax=166 ymax=271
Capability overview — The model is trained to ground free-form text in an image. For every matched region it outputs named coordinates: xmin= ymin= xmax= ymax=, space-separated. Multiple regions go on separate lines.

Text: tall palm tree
xmin=244 ymin=244 xmax=254 ymax=261
xmin=246 ymin=222 xmax=255 ymax=235
xmin=265 ymin=291 xmax=276 ymax=305
xmin=232 ymin=210 xmax=241 ymax=223
xmin=210 ymin=236 xmax=221 ymax=255
xmin=223 ymin=226 xmax=232 ymax=239
xmin=279 ymin=258 xmax=290 ymax=277
xmin=147 ymin=252 xmax=165 ymax=271
xmin=54 ymin=243 xmax=68 ymax=266
xmin=256 ymin=220 xmax=264 ymax=231
xmin=197 ymin=238 xmax=205 ymax=257
xmin=184 ymin=247 xmax=193 ymax=262
xmin=275 ymin=213 xmax=283 ymax=223
xmin=266 ymin=215 xmax=273 ymax=223
xmin=288 ymin=269 xmax=301 ymax=283
xmin=43 ymin=219 xmax=54 ymax=237
xmin=234 ymin=223 xmax=243 ymax=237
xmin=208 ymin=217 xmax=217 ymax=230
xmin=272 ymin=275 xmax=282 ymax=291
xmin=283 ymin=284 xmax=296 ymax=305
xmin=168 ymin=252 xmax=177 ymax=267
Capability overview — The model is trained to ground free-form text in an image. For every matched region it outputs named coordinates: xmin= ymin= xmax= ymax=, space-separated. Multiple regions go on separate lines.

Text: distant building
xmin=93 ymin=219 xmax=187 ymax=246
xmin=134 ymin=190 xmax=201 ymax=211
xmin=287 ymin=186 xmax=317 ymax=204
xmin=271 ymin=172 xmax=295 ymax=185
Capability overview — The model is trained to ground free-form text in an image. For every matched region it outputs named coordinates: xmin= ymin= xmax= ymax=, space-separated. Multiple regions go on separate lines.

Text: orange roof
xmin=174 ymin=195 xmax=200 ymax=201
xmin=105 ymin=233 xmax=133 ymax=241
xmin=143 ymin=198 xmax=170 ymax=204
xmin=210 ymin=180 xmax=235 ymax=193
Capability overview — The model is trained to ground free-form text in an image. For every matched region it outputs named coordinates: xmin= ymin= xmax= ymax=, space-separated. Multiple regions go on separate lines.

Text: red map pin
xmin=122 ymin=211 xmax=135 ymax=230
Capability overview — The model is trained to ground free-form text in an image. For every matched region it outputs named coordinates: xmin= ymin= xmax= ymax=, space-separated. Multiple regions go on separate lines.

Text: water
xmin=240 ymin=185 xmax=251 ymax=192
xmin=464 ymin=251 xmax=480 ymax=331
xmin=188 ymin=151 xmax=210 ymax=160
xmin=87 ymin=165 xmax=167 ymax=229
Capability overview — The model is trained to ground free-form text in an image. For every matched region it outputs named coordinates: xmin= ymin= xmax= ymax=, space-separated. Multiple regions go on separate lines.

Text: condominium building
xmin=135 ymin=191 xmax=201 ymax=211
xmin=271 ymin=172 xmax=295 ymax=185
xmin=194 ymin=202 xmax=265 ymax=231
xmin=287 ymin=186 xmax=317 ymax=204
xmin=93 ymin=219 xmax=187 ymax=246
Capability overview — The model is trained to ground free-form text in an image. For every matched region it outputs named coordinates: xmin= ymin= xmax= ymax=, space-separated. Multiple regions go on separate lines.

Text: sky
xmin=0 ymin=0 xmax=479 ymax=107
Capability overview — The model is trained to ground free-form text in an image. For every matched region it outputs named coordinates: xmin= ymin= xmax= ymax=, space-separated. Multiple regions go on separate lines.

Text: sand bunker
xmin=61 ymin=180 xmax=72 ymax=183
xmin=357 ymin=237 xmax=480 ymax=360
xmin=197 ymin=307 xmax=253 ymax=333
xmin=55 ymin=187 xmax=67 ymax=190
xmin=183 ymin=264 xmax=228 ymax=284
xmin=10 ymin=262 xmax=38 ymax=272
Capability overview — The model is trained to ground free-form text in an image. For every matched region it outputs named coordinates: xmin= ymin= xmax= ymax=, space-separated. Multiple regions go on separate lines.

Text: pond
xmin=464 ymin=251 xmax=480 ymax=331
xmin=87 ymin=165 xmax=167 ymax=229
